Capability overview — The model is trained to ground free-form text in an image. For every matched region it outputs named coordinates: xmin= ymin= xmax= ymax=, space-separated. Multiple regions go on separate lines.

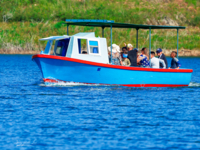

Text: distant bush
xmin=190 ymin=16 xmax=200 ymax=26
xmin=185 ymin=0 xmax=197 ymax=7
xmin=1 ymin=0 xmax=200 ymax=27
xmin=1 ymin=0 xmax=200 ymax=51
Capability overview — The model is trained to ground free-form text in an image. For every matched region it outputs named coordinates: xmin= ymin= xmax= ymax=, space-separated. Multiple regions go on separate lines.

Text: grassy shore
xmin=0 ymin=0 xmax=200 ymax=53
xmin=1 ymin=22 xmax=200 ymax=52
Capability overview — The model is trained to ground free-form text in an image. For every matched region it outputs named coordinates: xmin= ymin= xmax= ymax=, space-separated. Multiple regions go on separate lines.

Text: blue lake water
xmin=0 ymin=54 xmax=200 ymax=149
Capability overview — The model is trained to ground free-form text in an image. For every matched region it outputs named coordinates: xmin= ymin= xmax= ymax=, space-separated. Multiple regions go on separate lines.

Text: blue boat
xmin=32 ymin=20 xmax=193 ymax=87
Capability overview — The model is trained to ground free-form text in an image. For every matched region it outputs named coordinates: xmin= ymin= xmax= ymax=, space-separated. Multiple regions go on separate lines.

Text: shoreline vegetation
xmin=1 ymin=49 xmax=200 ymax=57
xmin=1 ymin=0 xmax=200 ymax=56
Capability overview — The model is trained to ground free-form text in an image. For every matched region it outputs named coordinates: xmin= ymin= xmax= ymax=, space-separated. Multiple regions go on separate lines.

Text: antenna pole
xmin=136 ymin=28 xmax=139 ymax=49
xmin=177 ymin=29 xmax=179 ymax=58
xmin=110 ymin=25 xmax=113 ymax=64
xmin=102 ymin=27 xmax=105 ymax=37
xmin=67 ymin=24 xmax=69 ymax=35
xmin=149 ymin=28 xmax=151 ymax=67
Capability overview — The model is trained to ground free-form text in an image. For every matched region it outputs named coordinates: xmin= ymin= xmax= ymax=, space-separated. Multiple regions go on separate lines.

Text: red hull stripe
xmin=43 ymin=78 xmax=188 ymax=87
xmin=32 ymin=54 xmax=193 ymax=73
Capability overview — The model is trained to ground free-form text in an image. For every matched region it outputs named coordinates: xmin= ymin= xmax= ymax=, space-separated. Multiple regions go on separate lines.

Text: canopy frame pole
xmin=110 ymin=25 xmax=113 ymax=64
xmin=149 ymin=27 xmax=151 ymax=67
xmin=67 ymin=24 xmax=69 ymax=35
xmin=102 ymin=27 xmax=105 ymax=37
xmin=136 ymin=28 xmax=139 ymax=49
xmin=177 ymin=29 xmax=179 ymax=59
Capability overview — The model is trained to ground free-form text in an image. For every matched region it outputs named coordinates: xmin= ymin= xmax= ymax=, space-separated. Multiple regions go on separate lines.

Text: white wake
xmin=189 ymin=82 xmax=200 ymax=87
xmin=39 ymin=81 xmax=102 ymax=87
xmin=39 ymin=81 xmax=200 ymax=87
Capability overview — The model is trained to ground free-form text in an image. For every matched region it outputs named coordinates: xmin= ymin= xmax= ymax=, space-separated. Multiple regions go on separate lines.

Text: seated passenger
xmin=127 ymin=44 xmax=138 ymax=67
xmin=156 ymin=48 xmax=168 ymax=68
xmin=169 ymin=51 xmax=181 ymax=69
xmin=138 ymin=47 xmax=150 ymax=68
xmin=122 ymin=49 xmax=131 ymax=66
xmin=150 ymin=51 xmax=166 ymax=68
xmin=108 ymin=51 xmax=111 ymax=63
xmin=108 ymin=44 xmax=123 ymax=65
xmin=121 ymin=47 xmax=127 ymax=58
xmin=82 ymin=51 xmax=87 ymax=54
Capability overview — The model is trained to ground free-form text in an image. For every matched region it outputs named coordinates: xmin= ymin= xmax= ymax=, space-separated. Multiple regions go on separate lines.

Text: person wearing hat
xmin=127 ymin=44 xmax=138 ymax=67
xmin=156 ymin=48 xmax=168 ymax=68
xmin=108 ymin=44 xmax=123 ymax=65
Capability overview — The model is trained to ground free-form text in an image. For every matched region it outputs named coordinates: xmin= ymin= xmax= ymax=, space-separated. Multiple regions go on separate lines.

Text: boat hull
xmin=32 ymin=54 xmax=193 ymax=87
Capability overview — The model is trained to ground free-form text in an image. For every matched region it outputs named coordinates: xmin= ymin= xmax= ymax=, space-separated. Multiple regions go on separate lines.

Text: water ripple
xmin=0 ymin=55 xmax=200 ymax=149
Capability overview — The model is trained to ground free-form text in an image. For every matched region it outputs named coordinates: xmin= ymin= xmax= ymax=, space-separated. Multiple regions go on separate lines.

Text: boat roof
xmin=39 ymin=32 xmax=96 ymax=41
xmin=39 ymin=36 xmax=69 ymax=41
xmin=65 ymin=19 xmax=186 ymax=29
xmin=73 ymin=32 xmax=95 ymax=37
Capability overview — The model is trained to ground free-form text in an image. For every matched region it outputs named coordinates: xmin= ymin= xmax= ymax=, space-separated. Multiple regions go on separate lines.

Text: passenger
xmin=108 ymin=44 xmax=123 ymax=65
xmin=141 ymin=47 xmax=149 ymax=59
xmin=138 ymin=47 xmax=150 ymax=68
xmin=82 ymin=51 xmax=87 ymax=54
xmin=122 ymin=49 xmax=131 ymax=66
xmin=108 ymin=51 xmax=111 ymax=63
xmin=156 ymin=48 xmax=168 ymax=68
xmin=150 ymin=51 xmax=166 ymax=68
xmin=121 ymin=47 xmax=127 ymax=58
xmin=169 ymin=51 xmax=181 ymax=69
xmin=127 ymin=44 xmax=138 ymax=67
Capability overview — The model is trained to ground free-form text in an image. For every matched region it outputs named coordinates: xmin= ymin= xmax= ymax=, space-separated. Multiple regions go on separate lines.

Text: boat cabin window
xmin=55 ymin=38 xmax=70 ymax=56
xmin=89 ymin=41 xmax=99 ymax=54
xmin=78 ymin=39 xmax=88 ymax=54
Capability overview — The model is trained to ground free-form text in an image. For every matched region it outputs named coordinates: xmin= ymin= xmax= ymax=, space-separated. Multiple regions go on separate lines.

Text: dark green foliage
xmin=190 ymin=16 xmax=200 ymax=26
xmin=54 ymin=21 xmax=65 ymax=29
xmin=1 ymin=0 xmax=200 ymax=25
xmin=1 ymin=0 xmax=200 ymax=51
xmin=185 ymin=0 xmax=198 ymax=6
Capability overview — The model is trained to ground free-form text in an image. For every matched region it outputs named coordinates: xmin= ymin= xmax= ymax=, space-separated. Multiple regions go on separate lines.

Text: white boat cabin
xmin=40 ymin=32 xmax=109 ymax=64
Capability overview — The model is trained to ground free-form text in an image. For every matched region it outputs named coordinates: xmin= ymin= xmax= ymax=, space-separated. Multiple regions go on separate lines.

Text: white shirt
xmin=151 ymin=57 xmax=166 ymax=68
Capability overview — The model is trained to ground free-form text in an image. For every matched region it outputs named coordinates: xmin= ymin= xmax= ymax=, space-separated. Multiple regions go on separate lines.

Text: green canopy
xmin=65 ymin=19 xmax=185 ymax=29
xmin=65 ymin=19 xmax=183 ymax=62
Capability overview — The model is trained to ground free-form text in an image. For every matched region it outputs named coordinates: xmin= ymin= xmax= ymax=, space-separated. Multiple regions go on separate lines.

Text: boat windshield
xmin=55 ymin=38 xmax=70 ymax=56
